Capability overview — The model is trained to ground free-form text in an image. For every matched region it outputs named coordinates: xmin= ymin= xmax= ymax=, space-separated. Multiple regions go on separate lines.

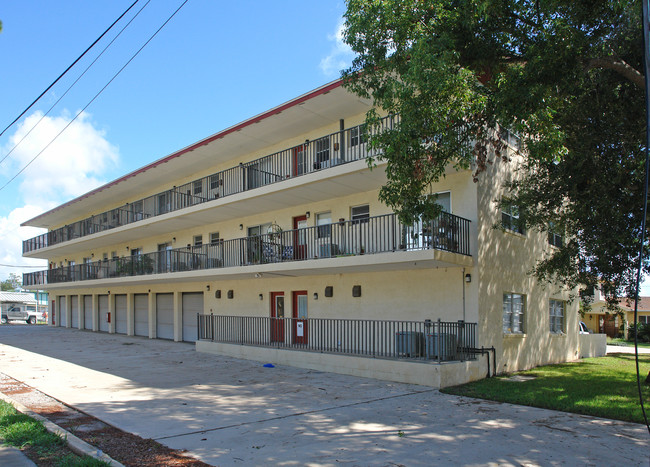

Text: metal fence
xmin=23 ymin=211 xmax=470 ymax=286
xmin=23 ymin=116 xmax=399 ymax=254
xmin=198 ymin=315 xmax=477 ymax=363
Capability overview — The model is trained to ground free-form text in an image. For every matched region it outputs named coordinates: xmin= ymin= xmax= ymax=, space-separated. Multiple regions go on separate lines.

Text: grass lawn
xmin=442 ymin=354 xmax=650 ymax=424
xmin=0 ymin=399 xmax=108 ymax=466
xmin=607 ymin=337 xmax=650 ymax=349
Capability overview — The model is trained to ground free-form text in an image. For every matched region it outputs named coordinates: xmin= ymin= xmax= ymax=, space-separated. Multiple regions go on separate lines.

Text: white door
xmin=98 ymin=295 xmax=109 ymax=332
xmin=182 ymin=292 xmax=203 ymax=342
xmin=70 ymin=296 xmax=79 ymax=329
xmin=134 ymin=294 xmax=149 ymax=337
xmin=83 ymin=295 xmax=93 ymax=330
xmin=115 ymin=294 xmax=127 ymax=334
xmin=156 ymin=293 xmax=174 ymax=340
xmin=58 ymin=296 xmax=67 ymax=327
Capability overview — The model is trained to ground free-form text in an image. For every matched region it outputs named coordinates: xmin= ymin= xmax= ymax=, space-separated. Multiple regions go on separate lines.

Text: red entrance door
xmin=270 ymin=292 xmax=285 ymax=343
xmin=293 ymin=144 xmax=306 ymax=176
xmin=292 ymin=291 xmax=308 ymax=345
xmin=293 ymin=215 xmax=308 ymax=260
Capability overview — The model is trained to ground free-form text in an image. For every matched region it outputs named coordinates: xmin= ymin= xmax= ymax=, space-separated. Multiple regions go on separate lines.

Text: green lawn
xmin=607 ymin=337 xmax=650 ymax=349
xmin=442 ymin=354 xmax=650 ymax=424
xmin=0 ymin=400 xmax=108 ymax=466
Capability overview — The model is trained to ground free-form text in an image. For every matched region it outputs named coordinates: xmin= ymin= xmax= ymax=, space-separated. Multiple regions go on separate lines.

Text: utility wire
xmin=0 ymin=0 xmax=140 ymax=139
xmin=0 ymin=0 xmax=152 ymax=166
xmin=0 ymin=264 xmax=45 ymax=268
xmin=635 ymin=0 xmax=650 ymax=436
xmin=0 ymin=0 xmax=190 ymax=193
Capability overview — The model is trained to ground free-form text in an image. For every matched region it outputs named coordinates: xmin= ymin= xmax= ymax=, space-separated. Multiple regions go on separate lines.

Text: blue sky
xmin=0 ymin=1 xmax=354 ymax=280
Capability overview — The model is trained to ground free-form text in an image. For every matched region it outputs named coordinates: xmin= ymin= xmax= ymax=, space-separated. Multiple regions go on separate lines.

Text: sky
xmin=1 ymin=1 xmax=649 ymax=298
xmin=0 ymin=0 xmax=355 ymax=283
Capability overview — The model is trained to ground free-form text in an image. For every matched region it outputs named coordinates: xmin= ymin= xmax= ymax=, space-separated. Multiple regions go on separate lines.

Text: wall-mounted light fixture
xmin=215 ymin=290 xmax=221 ymax=299
xmin=126 ymin=246 xmax=129 ymax=250
xmin=259 ymin=294 xmax=263 ymax=301
xmin=305 ymin=139 xmax=310 ymax=147
xmin=465 ymin=274 xmax=472 ymax=283
xmin=91 ymin=253 xmax=94 ymax=258
xmin=255 ymin=273 xmax=262 ymax=278
xmin=325 ymin=286 xmax=333 ymax=297
xmin=239 ymin=224 xmax=244 ymax=230
xmin=306 ymin=211 xmax=310 ymax=219
xmin=172 ymin=237 xmax=176 ymax=243
xmin=313 ymin=292 xmax=318 ymax=300
xmin=206 ymin=284 xmax=211 ymax=291
xmin=227 ymin=290 xmax=234 ymax=299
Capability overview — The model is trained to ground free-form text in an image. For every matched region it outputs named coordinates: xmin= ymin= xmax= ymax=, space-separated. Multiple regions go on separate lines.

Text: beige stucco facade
xmin=21 ymin=80 xmax=591 ymax=386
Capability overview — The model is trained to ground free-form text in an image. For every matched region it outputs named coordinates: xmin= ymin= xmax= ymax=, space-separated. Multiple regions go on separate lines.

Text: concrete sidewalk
xmin=0 ymin=325 xmax=647 ymax=466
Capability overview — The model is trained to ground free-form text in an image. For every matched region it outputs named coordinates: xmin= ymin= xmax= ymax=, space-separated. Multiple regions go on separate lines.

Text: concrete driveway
xmin=0 ymin=325 xmax=646 ymax=466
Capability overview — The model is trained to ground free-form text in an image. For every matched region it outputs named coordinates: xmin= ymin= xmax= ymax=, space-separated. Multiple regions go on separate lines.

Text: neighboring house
xmin=583 ymin=289 xmax=650 ymax=338
xmin=0 ymin=291 xmax=44 ymax=323
xmin=21 ymin=79 xmax=588 ymax=387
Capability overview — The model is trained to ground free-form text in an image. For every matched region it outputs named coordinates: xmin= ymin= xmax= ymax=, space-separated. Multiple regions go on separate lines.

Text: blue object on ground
xmin=263 ymin=363 xmax=275 ymax=368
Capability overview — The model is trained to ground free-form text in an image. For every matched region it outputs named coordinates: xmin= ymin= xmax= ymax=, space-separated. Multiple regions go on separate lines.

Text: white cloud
xmin=319 ymin=20 xmax=355 ymax=78
xmin=0 ymin=110 xmax=119 ymax=283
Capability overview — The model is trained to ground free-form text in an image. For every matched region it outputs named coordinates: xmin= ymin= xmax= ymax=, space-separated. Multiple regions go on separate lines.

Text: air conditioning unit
xmin=426 ymin=333 xmax=458 ymax=360
xmin=395 ymin=331 xmax=424 ymax=357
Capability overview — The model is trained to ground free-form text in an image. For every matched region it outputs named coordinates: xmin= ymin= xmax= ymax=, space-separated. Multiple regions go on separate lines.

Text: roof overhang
xmin=23 ymin=79 xmax=374 ymax=229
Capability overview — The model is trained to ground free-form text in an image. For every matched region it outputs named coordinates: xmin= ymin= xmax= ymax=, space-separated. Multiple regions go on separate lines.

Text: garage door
xmin=83 ymin=295 xmax=93 ymax=330
xmin=134 ymin=294 xmax=149 ymax=337
xmin=156 ymin=293 xmax=174 ymax=340
xmin=98 ymin=295 xmax=109 ymax=332
xmin=115 ymin=294 xmax=127 ymax=334
xmin=58 ymin=296 xmax=67 ymax=327
xmin=182 ymin=292 xmax=203 ymax=343
xmin=70 ymin=296 xmax=79 ymax=329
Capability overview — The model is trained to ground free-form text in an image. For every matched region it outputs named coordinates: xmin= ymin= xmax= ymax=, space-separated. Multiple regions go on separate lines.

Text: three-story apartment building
xmin=21 ymin=80 xmax=585 ymax=387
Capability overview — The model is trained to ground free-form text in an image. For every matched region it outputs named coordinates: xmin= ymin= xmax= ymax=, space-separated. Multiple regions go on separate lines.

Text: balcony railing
xmin=198 ymin=315 xmax=477 ymax=363
xmin=23 ymin=117 xmax=398 ymax=254
xmin=23 ymin=211 xmax=470 ymax=286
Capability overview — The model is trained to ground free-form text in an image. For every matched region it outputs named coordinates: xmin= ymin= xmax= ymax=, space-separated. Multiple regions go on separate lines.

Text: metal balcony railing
xmin=198 ymin=315 xmax=477 ymax=363
xmin=22 ymin=211 xmax=470 ymax=286
xmin=23 ymin=116 xmax=398 ymax=254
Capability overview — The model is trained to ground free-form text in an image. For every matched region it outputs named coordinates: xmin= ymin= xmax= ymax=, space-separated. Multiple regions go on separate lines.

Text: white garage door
xmin=134 ymin=294 xmax=149 ymax=337
xmin=58 ymin=296 xmax=67 ymax=327
xmin=182 ymin=292 xmax=203 ymax=343
xmin=83 ymin=295 xmax=93 ymax=330
xmin=156 ymin=293 xmax=174 ymax=340
xmin=98 ymin=295 xmax=109 ymax=332
xmin=115 ymin=294 xmax=127 ymax=334
xmin=70 ymin=296 xmax=79 ymax=329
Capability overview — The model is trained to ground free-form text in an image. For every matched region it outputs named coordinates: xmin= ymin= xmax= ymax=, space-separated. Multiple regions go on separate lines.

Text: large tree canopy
xmin=342 ymin=0 xmax=646 ymax=304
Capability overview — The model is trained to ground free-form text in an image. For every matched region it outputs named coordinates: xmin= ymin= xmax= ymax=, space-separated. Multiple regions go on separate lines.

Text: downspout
xmin=462 ymin=268 xmax=466 ymax=322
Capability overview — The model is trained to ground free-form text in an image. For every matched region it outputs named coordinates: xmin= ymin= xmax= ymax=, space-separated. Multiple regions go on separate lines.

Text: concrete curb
xmin=0 ymin=392 xmax=124 ymax=467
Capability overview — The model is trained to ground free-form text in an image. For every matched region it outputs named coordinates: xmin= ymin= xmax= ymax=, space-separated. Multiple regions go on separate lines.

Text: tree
xmin=342 ymin=0 xmax=645 ymax=305
xmin=1 ymin=273 xmax=21 ymax=291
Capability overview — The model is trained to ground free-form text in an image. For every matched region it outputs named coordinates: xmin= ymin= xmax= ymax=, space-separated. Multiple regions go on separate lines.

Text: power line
xmin=0 ymin=0 xmax=153 ymax=166
xmin=0 ymin=0 xmax=140 ymax=139
xmin=0 ymin=0 xmax=190 ymax=193
xmin=0 ymin=264 xmax=45 ymax=268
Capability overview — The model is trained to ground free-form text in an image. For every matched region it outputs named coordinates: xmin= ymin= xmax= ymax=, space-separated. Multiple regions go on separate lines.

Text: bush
xmin=628 ymin=323 xmax=650 ymax=342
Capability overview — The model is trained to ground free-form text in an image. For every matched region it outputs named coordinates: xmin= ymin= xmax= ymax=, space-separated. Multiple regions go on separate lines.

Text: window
xmin=130 ymin=248 xmax=141 ymax=256
xmin=210 ymin=175 xmax=220 ymax=190
xmin=193 ymin=235 xmax=203 ymax=247
xmin=548 ymin=223 xmax=563 ymax=248
xmin=503 ymin=293 xmax=526 ymax=334
xmin=317 ymin=212 xmax=332 ymax=238
xmin=640 ymin=316 xmax=650 ymax=324
xmin=549 ymin=299 xmax=565 ymax=334
xmin=433 ymin=192 xmax=451 ymax=213
xmin=193 ymin=180 xmax=203 ymax=195
xmin=351 ymin=205 xmax=370 ymax=223
xmin=315 ymin=137 xmax=330 ymax=165
xmin=499 ymin=126 xmax=521 ymax=151
xmin=350 ymin=124 xmax=367 ymax=147
xmin=210 ymin=232 xmax=220 ymax=244
xmin=502 ymin=205 xmax=526 ymax=235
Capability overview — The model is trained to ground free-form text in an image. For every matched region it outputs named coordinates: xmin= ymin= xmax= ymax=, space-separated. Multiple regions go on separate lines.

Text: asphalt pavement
xmin=0 ymin=325 xmax=647 ymax=466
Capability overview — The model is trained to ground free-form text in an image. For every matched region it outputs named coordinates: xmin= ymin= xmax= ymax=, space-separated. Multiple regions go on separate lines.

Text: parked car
xmin=1 ymin=304 xmax=43 ymax=324
xmin=579 ymin=321 xmax=591 ymax=334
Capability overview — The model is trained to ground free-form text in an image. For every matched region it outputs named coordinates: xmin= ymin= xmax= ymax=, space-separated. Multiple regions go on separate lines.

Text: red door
xmin=293 ymin=215 xmax=308 ymax=260
xmin=270 ymin=292 xmax=285 ymax=343
xmin=293 ymin=144 xmax=306 ymax=176
xmin=292 ymin=291 xmax=308 ymax=345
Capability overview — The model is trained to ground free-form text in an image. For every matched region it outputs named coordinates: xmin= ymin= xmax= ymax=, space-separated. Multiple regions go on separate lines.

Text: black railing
xmin=23 ymin=211 xmax=470 ymax=286
xmin=23 ymin=117 xmax=398 ymax=254
xmin=198 ymin=315 xmax=477 ymax=363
